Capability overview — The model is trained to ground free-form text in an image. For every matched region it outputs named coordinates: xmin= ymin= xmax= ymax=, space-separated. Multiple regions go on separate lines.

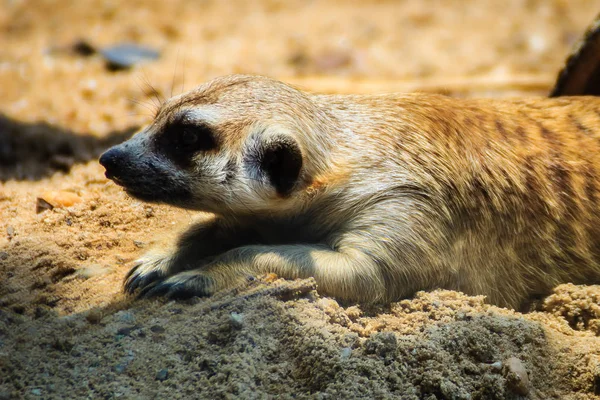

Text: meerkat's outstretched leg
xmin=124 ymin=215 xmax=257 ymax=293
xmin=138 ymin=243 xmax=385 ymax=301
xmin=136 ymin=199 xmax=451 ymax=304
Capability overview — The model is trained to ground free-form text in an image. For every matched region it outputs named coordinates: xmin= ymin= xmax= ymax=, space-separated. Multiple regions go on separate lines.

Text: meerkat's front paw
xmin=124 ymin=252 xmax=174 ymax=295
xmin=137 ymin=270 xmax=220 ymax=299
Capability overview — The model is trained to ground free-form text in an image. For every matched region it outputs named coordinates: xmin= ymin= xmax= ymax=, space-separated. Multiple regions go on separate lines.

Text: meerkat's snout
xmin=99 ymin=139 xmax=147 ymax=187
xmin=99 ymin=145 xmax=129 ymax=181
xmin=100 ymin=132 xmax=195 ymax=206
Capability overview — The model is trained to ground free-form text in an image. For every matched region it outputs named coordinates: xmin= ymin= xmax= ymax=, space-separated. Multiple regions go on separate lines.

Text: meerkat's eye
xmin=175 ymin=123 xmax=216 ymax=151
xmin=181 ymin=129 xmax=198 ymax=145
xmin=157 ymin=120 xmax=218 ymax=167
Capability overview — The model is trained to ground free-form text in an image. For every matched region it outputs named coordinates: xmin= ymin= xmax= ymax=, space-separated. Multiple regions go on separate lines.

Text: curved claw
xmin=124 ymin=270 xmax=163 ymax=294
xmin=123 ymin=253 xmax=176 ymax=295
xmin=123 ymin=262 xmax=142 ymax=282
xmin=138 ymin=273 xmax=217 ymax=300
xmin=141 ymin=282 xmax=194 ymax=300
xmin=138 ymin=280 xmax=166 ymax=298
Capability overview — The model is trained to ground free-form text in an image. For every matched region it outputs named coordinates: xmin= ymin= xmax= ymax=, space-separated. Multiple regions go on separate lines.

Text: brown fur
xmin=99 ymin=73 xmax=600 ymax=309
xmin=313 ymin=93 xmax=600 ymax=307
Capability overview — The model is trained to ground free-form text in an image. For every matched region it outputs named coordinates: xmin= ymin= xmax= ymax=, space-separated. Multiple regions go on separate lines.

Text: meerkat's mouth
xmin=124 ymin=187 xmax=154 ymax=201
xmin=104 ymin=172 xmax=128 ymax=187
xmin=104 ymin=170 xmax=117 ymax=181
xmin=110 ymin=178 xmax=149 ymax=198
xmin=104 ymin=172 xmax=148 ymax=199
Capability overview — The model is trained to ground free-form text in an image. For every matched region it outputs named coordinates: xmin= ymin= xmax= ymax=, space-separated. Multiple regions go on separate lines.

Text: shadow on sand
xmin=0 ymin=113 xmax=138 ymax=181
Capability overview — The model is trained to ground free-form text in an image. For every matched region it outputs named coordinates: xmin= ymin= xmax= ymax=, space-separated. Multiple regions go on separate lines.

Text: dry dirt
xmin=1 ymin=1 xmax=600 ymax=399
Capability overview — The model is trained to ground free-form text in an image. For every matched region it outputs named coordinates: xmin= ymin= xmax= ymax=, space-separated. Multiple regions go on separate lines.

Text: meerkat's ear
xmin=550 ymin=13 xmax=600 ymax=96
xmin=260 ymin=136 xmax=303 ymax=196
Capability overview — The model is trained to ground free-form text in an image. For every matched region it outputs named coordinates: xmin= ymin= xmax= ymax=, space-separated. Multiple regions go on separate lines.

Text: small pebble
xmin=490 ymin=361 xmax=503 ymax=371
xmin=31 ymin=388 xmax=42 ymax=396
xmin=503 ymin=357 xmax=530 ymax=395
xmin=0 ymin=252 xmax=8 ymax=260
xmin=150 ymin=325 xmax=165 ymax=334
xmin=36 ymin=198 xmax=54 ymax=213
xmin=6 ymin=226 xmax=15 ymax=238
xmin=156 ymin=368 xmax=169 ymax=381
xmin=340 ymin=347 xmax=352 ymax=359
xmin=36 ymin=191 xmax=82 ymax=213
xmin=229 ymin=312 xmax=244 ymax=329
xmin=85 ymin=309 xmax=103 ymax=324
xmin=72 ymin=40 xmax=96 ymax=56
xmin=101 ymin=43 xmax=160 ymax=71
xmin=117 ymin=326 xmax=137 ymax=337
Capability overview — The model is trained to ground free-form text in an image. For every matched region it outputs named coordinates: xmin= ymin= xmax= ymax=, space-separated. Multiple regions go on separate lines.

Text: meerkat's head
xmin=100 ymin=75 xmax=333 ymax=215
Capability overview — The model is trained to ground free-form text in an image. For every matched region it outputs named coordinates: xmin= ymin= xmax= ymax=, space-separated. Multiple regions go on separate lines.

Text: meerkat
xmin=100 ymin=20 xmax=600 ymax=310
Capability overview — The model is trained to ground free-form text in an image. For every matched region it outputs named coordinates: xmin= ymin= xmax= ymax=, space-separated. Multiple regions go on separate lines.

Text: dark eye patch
xmin=156 ymin=120 xmax=218 ymax=167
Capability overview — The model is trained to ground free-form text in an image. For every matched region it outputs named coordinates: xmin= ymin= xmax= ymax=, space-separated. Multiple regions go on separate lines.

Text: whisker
xmin=181 ymin=51 xmax=187 ymax=95
xmin=139 ymin=68 xmax=165 ymax=111
xmin=171 ymin=47 xmax=181 ymax=99
xmin=134 ymin=74 xmax=159 ymax=110
xmin=128 ymin=98 xmax=157 ymax=116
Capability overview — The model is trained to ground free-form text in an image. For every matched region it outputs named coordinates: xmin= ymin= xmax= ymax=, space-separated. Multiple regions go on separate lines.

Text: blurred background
xmin=0 ymin=0 xmax=597 ymax=137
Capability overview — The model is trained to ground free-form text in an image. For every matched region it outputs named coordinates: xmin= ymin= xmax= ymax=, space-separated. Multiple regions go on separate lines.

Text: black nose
xmin=99 ymin=146 xmax=126 ymax=178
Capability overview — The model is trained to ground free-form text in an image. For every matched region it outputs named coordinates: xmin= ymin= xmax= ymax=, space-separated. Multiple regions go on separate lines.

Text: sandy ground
xmin=1 ymin=0 xmax=600 ymax=398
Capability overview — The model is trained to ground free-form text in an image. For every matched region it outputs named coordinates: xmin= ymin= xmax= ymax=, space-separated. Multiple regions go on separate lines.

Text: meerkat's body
xmin=99 ymin=73 xmax=600 ymax=309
